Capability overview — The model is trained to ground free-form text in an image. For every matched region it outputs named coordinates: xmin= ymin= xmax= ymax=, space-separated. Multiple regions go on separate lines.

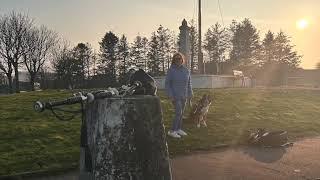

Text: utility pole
xmin=198 ymin=0 xmax=204 ymax=74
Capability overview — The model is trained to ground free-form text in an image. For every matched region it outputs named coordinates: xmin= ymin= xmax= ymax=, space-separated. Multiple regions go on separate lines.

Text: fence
xmin=154 ymin=75 xmax=252 ymax=89
xmin=1 ymin=74 xmax=252 ymax=92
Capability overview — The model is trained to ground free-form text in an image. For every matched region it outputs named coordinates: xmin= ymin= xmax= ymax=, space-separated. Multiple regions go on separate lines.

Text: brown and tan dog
xmin=188 ymin=94 xmax=213 ymax=128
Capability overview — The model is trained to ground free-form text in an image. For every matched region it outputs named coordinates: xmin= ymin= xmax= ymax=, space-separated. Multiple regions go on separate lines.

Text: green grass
xmin=1 ymin=88 xmax=320 ymax=176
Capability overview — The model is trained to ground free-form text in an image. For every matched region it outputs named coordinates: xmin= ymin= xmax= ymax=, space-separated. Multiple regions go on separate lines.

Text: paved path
xmin=27 ymin=137 xmax=320 ymax=180
xmin=172 ymin=138 xmax=320 ymax=180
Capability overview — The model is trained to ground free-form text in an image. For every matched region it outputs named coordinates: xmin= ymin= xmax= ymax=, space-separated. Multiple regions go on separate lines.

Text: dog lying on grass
xmin=188 ymin=94 xmax=213 ymax=128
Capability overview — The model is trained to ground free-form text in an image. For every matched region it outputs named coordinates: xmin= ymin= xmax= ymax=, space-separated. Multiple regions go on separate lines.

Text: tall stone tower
xmin=179 ymin=19 xmax=191 ymax=70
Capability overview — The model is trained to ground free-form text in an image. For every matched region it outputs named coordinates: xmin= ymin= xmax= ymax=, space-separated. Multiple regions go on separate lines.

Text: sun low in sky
xmin=296 ymin=19 xmax=309 ymax=30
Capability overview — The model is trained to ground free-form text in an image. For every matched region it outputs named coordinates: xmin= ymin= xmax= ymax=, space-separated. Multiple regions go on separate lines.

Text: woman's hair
xmin=171 ymin=52 xmax=185 ymax=65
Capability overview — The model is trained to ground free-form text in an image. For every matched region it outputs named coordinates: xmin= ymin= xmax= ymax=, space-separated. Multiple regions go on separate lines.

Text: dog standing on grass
xmin=188 ymin=94 xmax=213 ymax=128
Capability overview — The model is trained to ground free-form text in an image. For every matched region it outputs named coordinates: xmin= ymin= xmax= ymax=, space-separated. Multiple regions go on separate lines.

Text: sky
xmin=0 ymin=0 xmax=319 ymax=69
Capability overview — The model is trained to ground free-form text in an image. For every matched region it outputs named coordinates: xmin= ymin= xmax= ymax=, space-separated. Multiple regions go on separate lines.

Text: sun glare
xmin=296 ymin=19 xmax=309 ymax=30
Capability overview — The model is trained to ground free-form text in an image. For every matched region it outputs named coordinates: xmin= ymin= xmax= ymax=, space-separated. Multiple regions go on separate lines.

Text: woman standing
xmin=165 ymin=52 xmax=193 ymax=138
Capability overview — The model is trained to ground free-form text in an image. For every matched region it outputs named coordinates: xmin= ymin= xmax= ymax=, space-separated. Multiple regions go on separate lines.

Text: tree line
xmin=0 ymin=12 xmax=178 ymax=92
xmin=187 ymin=18 xmax=302 ymax=85
xmin=202 ymin=19 xmax=301 ymax=79
xmin=0 ymin=11 xmax=303 ymax=93
xmin=53 ymin=25 xmax=176 ymax=89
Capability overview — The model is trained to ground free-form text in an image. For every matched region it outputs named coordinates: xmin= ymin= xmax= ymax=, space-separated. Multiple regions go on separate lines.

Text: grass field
xmin=1 ymin=88 xmax=320 ymax=176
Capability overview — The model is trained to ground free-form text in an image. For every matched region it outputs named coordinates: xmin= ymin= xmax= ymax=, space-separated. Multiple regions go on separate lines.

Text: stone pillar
xmin=179 ymin=19 xmax=191 ymax=70
xmin=80 ymin=96 xmax=172 ymax=180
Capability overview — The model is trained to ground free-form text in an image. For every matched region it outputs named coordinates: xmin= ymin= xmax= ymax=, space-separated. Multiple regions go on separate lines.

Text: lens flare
xmin=296 ymin=19 xmax=308 ymax=30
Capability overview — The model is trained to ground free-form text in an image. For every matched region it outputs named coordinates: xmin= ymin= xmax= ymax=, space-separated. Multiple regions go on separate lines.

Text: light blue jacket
xmin=165 ymin=64 xmax=193 ymax=99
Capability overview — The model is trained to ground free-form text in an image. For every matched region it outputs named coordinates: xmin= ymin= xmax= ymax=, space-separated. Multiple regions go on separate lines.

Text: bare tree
xmin=22 ymin=25 xmax=57 ymax=90
xmin=0 ymin=14 xmax=14 ymax=93
xmin=0 ymin=12 xmax=33 ymax=93
xmin=52 ymin=40 xmax=74 ymax=88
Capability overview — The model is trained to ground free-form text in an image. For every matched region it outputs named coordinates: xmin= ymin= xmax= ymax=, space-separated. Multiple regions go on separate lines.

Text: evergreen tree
xmin=72 ymin=43 xmax=93 ymax=87
xmin=130 ymin=35 xmax=148 ymax=71
xmin=141 ymin=37 xmax=149 ymax=71
xmin=146 ymin=25 xmax=174 ymax=76
xmin=157 ymin=25 xmax=166 ymax=74
xmin=229 ymin=18 xmax=260 ymax=71
xmin=98 ymin=31 xmax=119 ymax=84
xmin=189 ymin=19 xmax=198 ymax=74
xmin=53 ymin=44 xmax=83 ymax=89
xmin=156 ymin=25 xmax=173 ymax=74
xmin=204 ymin=23 xmax=230 ymax=74
xmin=117 ymin=34 xmax=130 ymax=83
xmin=261 ymin=30 xmax=276 ymax=64
xmin=156 ymin=25 xmax=170 ymax=74
xmin=273 ymin=31 xmax=301 ymax=68
xmin=163 ymin=30 xmax=175 ymax=72
xmin=148 ymin=32 xmax=161 ymax=76
xmin=258 ymin=31 xmax=301 ymax=86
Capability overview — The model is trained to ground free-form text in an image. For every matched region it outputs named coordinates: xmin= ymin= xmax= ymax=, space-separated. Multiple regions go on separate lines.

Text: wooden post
xmin=80 ymin=96 xmax=172 ymax=180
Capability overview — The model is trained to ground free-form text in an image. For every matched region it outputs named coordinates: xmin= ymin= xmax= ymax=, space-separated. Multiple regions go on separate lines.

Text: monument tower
xmin=179 ymin=19 xmax=191 ymax=70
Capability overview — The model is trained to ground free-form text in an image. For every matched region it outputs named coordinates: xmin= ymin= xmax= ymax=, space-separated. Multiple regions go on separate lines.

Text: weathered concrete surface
xmin=28 ymin=137 xmax=320 ymax=180
xmin=84 ymin=96 xmax=172 ymax=180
